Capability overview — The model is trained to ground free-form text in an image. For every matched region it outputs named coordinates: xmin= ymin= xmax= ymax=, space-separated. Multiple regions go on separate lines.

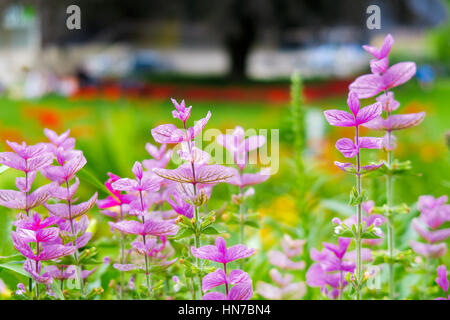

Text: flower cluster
xmin=216 ymin=126 xmax=270 ymax=244
xmin=191 ymin=237 xmax=254 ymax=300
xmin=108 ymin=161 xmax=179 ymax=294
xmin=257 ymin=235 xmax=306 ymax=299
xmin=306 ymin=238 xmax=372 ymax=299
xmin=410 ymin=195 xmax=450 ymax=258
xmin=41 ymin=129 xmax=98 ymax=292
xmin=332 ymin=200 xmax=386 ymax=247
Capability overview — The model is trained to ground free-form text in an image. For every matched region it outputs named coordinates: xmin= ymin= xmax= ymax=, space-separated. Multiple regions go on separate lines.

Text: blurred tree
xmin=4 ymin=0 xmax=446 ymax=79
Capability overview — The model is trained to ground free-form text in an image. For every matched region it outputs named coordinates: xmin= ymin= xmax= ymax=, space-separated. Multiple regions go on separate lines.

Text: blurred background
xmin=0 ymin=0 xmax=449 ymax=299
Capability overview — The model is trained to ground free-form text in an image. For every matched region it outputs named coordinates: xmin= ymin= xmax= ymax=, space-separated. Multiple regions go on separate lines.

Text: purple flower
xmin=194 ymin=237 xmax=254 ymax=300
xmin=362 ymin=34 xmax=394 ymax=60
xmin=44 ymin=193 xmax=98 ymax=220
xmin=112 ymin=162 xmax=162 ymax=193
xmin=256 ymin=268 xmax=306 ymax=300
xmin=191 ymin=237 xmax=255 ymax=264
xmin=41 ymin=150 xmax=86 ymax=184
xmin=306 ymin=238 xmax=372 ymax=299
xmin=376 ymin=91 xmax=400 ymax=113
xmin=153 ymin=163 xmax=236 ymax=185
xmin=43 ymin=265 xmax=77 ymax=281
xmin=411 ymin=219 xmax=450 ymax=243
xmin=0 ymin=141 xmax=53 ymax=172
xmin=435 ymin=265 xmax=449 ymax=300
xmin=98 ymin=173 xmax=134 ymax=210
xmin=280 ymin=234 xmax=306 ymax=258
xmin=110 ymin=219 xmax=178 ymax=237
xmin=417 ymin=195 xmax=450 ymax=229
xmin=324 ymin=91 xmax=382 ymax=127
xmin=143 ymin=143 xmax=173 ymax=170
xmin=410 ymin=240 xmax=446 ymax=258
xmin=166 ymin=190 xmax=194 ymax=219
xmin=0 ymin=183 xmax=55 ymax=211
xmin=202 ymin=269 xmax=253 ymax=300
xmin=268 ymin=250 xmax=305 ymax=270
xmin=411 ymin=195 xmax=450 ymax=259
xmin=335 ymin=137 xmax=382 ymax=158
xmin=362 ymin=112 xmax=426 ymax=132
xmin=44 ymin=128 xmax=75 ymax=153
xmin=170 ymin=98 xmax=192 ymax=123
xmin=349 ymin=62 xmax=417 ymax=99
xmin=216 ymin=126 xmax=266 ymax=170
xmin=333 ymin=214 xmax=385 ymax=246
xmin=334 ymin=161 xmax=383 ymax=175
xmin=151 ymin=111 xmax=211 ymax=144
xmin=227 ymin=168 xmax=271 ymax=188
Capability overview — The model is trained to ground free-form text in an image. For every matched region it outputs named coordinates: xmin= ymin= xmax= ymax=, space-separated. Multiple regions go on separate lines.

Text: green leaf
xmin=0 ymin=165 xmax=9 ymax=175
xmin=0 ymin=261 xmax=30 ymax=278
xmin=0 ymin=253 xmax=23 ymax=262
xmin=349 ymin=187 xmax=368 ymax=206
xmin=50 ymin=281 xmax=65 ymax=300
xmin=171 ymin=228 xmax=194 ymax=240
xmin=77 ymin=167 xmax=109 ymax=195
xmin=244 ymin=220 xmax=260 ymax=229
xmin=201 ymin=227 xmax=220 ymax=235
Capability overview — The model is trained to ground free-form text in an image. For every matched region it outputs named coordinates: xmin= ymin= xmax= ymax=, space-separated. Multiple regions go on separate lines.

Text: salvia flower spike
xmin=323 ymin=90 xmax=382 ymax=299
xmin=151 ymin=98 xmax=237 ymax=299
xmin=350 ymin=33 xmax=425 ymax=298
xmin=42 ymin=128 xmax=98 ymax=297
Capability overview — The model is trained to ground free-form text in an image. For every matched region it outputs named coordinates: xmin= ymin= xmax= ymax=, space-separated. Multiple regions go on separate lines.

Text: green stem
xmin=139 ymin=191 xmax=152 ymax=298
xmin=386 ymin=131 xmax=395 ymax=299
xmin=119 ymin=204 xmax=125 ymax=300
xmin=355 ymin=126 xmax=363 ymax=300
xmin=65 ymin=180 xmax=84 ymax=297
xmin=193 ymin=204 xmax=202 ymax=299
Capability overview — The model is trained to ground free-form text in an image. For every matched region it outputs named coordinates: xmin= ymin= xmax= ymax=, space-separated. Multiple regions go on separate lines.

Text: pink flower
xmin=191 ymin=237 xmax=254 ymax=264
xmin=376 ymin=91 xmax=400 ymax=113
xmin=166 ymin=191 xmax=194 ymax=219
xmin=362 ymin=34 xmax=394 ymax=60
xmin=362 ymin=112 xmax=426 ymax=132
xmin=256 ymin=269 xmax=306 ymax=300
xmin=334 ymin=161 xmax=383 ymax=175
xmin=410 ymin=240 xmax=446 ymax=258
xmin=435 ymin=265 xmax=449 ymax=300
xmin=227 ymin=168 xmax=271 ymax=188
xmin=0 ymin=142 xmax=53 ymax=173
xmin=306 ymin=238 xmax=362 ymax=299
xmin=216 ymin=126 xmax=266 ymax=170
xmin=268 ymin=250 xmax=305 ymax=270
xmin=153 ymin=164 xmax=236 ymax=185
xmin=417 ymin=195 xmax=450 ymax=229
xmin=110 ymin=219 xmax=178 ymax=237
xmin=151 ymin=111 xmax=211 ymax=144
xmin=41 ymin=150 xmax=87 ymax=183
xmin=323 ymin=91 xmax=382 ymax=127
xmin=335 ymin=137 xmax=382 ymax=158
xmin=143 ymin=143 xmax=173 ymax=170
xmin=98 ymin=173 xmax=134 ymax=210
xmin=44 ymin=193 xmax=98 ymax=220
xmin=44 ymin=128 xmax=75 ymax=153
xmin=349 ymin=62 xmax=417 ymax=99
xmin=43 ymin=265 xmax=76 ymax=281
xmin=411 ymin=219 xmax=450 ymax=243
xmin=170 ymin=98 xmax=192 ymax=123
xmin=201 ymin=269 xmax=253 ymax=300
xmin=112 ymin=162 xmax=162 ymax=193
xmin=0 ymin=183 xmax=55 ymax=211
